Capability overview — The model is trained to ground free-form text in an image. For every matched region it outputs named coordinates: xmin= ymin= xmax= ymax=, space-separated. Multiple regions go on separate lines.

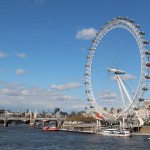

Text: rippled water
xmin=0 ymin=124 xmax=150 ymax=150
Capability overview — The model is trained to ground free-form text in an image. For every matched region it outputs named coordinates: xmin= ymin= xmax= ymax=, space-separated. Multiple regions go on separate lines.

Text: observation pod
xmin=85 ymin=64 xmax=91 ymax=67
xmin=87 ymin=98 xmax=92 ymax=101
xmin=129 ymin=19 xmax=135 ymax=23
xmin=139 ymin=98 xmax=144 ymax=102
xmin=92 ymin=40 xmax=98 ymax=43
xmin=89 ymin=47 xmax=96 ymax=51
xmin=90 ymin=106 xmax=95 ymax=108
xmin=123 ymin=17 xmax=128 ymax=20
xmin=112 ymin=18 xmax=116 ymax=21
xmin=117 ymin=16 xmax=123 ymax=20
xmin=85 ymin=90 xmax=90 ymax=93
xmin=142 ymin=87 xmax=148 ymax=91
xmin=146 ymin=62 xmax=150 ymax=67
xmin=96 ymin=32 xmax=100 ymax=35
xmin=143 ymin=40 xmax=149 ymax=44
xmin=145 ymin=75 xmax=150 ymax=79
xmin=101 ymin=26 xmax=105 ymax=30
xmin=133 ymin=107 xmax=139 ymax=110
xmin=84 ymin=73 xmax=89 ymax=76
xmin=87 ymin=56 xmax=91 ymax=59
xmin=84 ymin=82 xmax=90 ymax=85
xmin=145 ymin=50 xmax=150 ymax=55
xmin=135 ymin=24 xmax=140 ymax=28
xmin=139 ymin=31 xmax=145 ymax=35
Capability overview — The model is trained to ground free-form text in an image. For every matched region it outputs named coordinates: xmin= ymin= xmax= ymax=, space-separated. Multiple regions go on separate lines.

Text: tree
xmin=66 ymin=115 xmax=96 ymax=122
xmin=118 ymin=108 xmax=122 ymax=112
xmin=70 ymin=111 xmax=76 ymax=115
xmin=110 ymin=107 xmax=114 ymax=113
xmin=54 ymin=108 xmax=60 ymax=114
xmin=103 ymin=107 xmax=107 ymax=111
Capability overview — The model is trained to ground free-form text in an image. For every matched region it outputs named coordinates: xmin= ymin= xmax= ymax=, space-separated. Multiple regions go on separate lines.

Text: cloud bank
xmin=0 ymin=81 xmax=84 ymax=112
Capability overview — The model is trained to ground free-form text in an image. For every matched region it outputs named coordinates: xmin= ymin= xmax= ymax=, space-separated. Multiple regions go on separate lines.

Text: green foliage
xmin=54 ymin=108 xmax=60 ymax=113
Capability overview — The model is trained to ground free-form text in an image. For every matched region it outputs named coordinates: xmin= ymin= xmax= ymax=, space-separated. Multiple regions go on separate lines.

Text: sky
xmin=0 ymin=0 xmax=150 ymax=113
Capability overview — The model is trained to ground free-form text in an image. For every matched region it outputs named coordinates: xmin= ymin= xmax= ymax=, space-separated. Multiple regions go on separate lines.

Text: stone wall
xmin=139 ymin=126 xmax=150 ymax=134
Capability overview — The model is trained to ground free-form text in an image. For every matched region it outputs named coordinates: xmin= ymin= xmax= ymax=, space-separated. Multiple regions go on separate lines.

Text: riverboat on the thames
xmin=98 ymin=128 xmax=131 ymax=137
xmin=43 ymin=126 xmax=58 ymax=131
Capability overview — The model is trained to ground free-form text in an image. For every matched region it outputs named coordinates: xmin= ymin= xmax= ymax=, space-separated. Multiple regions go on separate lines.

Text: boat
xmin=98 ymin=128 xmax=131 ymax=137
xmin=42 ymin=126 xmax=58 ymax=131
xmin=35 ymin=122 xmax=43 ymax=129
xmin=120 ymin=129 xmax=132 ymax=137
xmin=11 ymin=121 xmax=18 ymax=125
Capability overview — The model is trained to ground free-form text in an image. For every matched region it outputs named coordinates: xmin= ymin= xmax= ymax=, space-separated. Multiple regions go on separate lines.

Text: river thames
xmin=0 ymin=124 xmax=150 ymax=150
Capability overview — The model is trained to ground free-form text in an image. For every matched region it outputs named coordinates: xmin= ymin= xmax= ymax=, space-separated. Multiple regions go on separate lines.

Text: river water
xmin=0 ymin=124 xmax=150 ymax=150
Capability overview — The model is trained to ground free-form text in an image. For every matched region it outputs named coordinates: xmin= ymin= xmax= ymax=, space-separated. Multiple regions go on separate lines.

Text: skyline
xmin=0 ymin=0 xmax=150 ymax=112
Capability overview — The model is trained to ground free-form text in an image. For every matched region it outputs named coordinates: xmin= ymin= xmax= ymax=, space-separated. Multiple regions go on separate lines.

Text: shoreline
xmin=132 ymin=132 xmax=150 ymax=136
xmin=59 ymin=128 xmax=150 ymax=136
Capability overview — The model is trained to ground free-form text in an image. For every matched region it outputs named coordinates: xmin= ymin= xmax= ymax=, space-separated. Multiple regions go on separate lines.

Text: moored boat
xmin=43 ymin=126 xmax=58 ymax=131
xmin=98 ymin=128 xmax=131 ymax=137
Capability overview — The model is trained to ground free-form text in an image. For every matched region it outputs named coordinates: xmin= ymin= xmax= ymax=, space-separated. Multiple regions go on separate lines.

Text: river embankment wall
xmin=139 ymin=126 xmax=150 ymax=134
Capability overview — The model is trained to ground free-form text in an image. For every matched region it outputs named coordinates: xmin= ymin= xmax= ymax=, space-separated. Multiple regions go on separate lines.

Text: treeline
xmin=66 ymin=114 xmax=96 ymax=122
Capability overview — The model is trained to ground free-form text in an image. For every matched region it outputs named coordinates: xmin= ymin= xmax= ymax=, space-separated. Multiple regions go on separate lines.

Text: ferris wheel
xmin=85 ymin=17 xmax=150 ymax=119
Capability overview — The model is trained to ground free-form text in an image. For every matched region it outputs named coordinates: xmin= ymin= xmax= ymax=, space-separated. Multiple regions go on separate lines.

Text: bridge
xmin=0 ymin=113 xmax=65 ymax=127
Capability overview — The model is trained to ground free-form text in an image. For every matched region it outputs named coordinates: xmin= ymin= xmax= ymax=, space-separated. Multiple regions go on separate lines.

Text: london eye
xmin=85 ymin=17 xmax=150 ymax=120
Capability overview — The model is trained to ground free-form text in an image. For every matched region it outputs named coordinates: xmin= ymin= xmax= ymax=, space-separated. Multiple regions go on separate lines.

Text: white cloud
xmin=35 ymin=0 xmax=46 ymax=6
xmin=80 ymin=48 xmax=86 ymax=51
xmin=0 ymin=51 xmax=9 ymax=58
xmin=0 ymin=81 xmax=24 ymax=89
xmin=99 ymin=91 xmax=117 ymax=102
xmin=16 ymin=52 xmax=27 ymax=58
xmin=0 ymin=88 xmax=20 ymax=96
xmin=50 ymin=82 xmax=81 ymax=90
xmin=21 ymin=90 xmax=31 ymax=96
xmin=0 ymin=85 xmax=42 ymax=97
xmin=16 ymin=69 xmax=26 ymax=75
xmin=1 ymin=88 xmax=12 ymax=94
xmin=111 ymin=74 xmax=136 ymax=80
xmin=76 ymin=28 xmax=97 ymax=40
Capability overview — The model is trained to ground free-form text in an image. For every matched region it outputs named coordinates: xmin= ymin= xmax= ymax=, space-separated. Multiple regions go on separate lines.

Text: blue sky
xmin=0 ymin=0 xmax=150 ymax=112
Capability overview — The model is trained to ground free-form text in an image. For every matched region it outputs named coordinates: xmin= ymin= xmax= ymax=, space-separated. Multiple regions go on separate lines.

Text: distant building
xmin=136 ymin=100 xmax=150 ymax=119
xmin=77 ymin=111 xmax=86 ymax=116
xmin=137 ymin=108 xmax=150 ymax=119
xmin=25 ymin=112 xmax=30 ymax=118
xmin=60 ymin=112 xmax=68 ymax=117
xmin=111 ymin=109 xmax=119 ymax=114
xmin=44 ymin=113 xmax=52 ymax=118
xmin=143 ymin=99 xmax=150 ymax=109
xmin=0 ymin=109 xmax=5 ymax=114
